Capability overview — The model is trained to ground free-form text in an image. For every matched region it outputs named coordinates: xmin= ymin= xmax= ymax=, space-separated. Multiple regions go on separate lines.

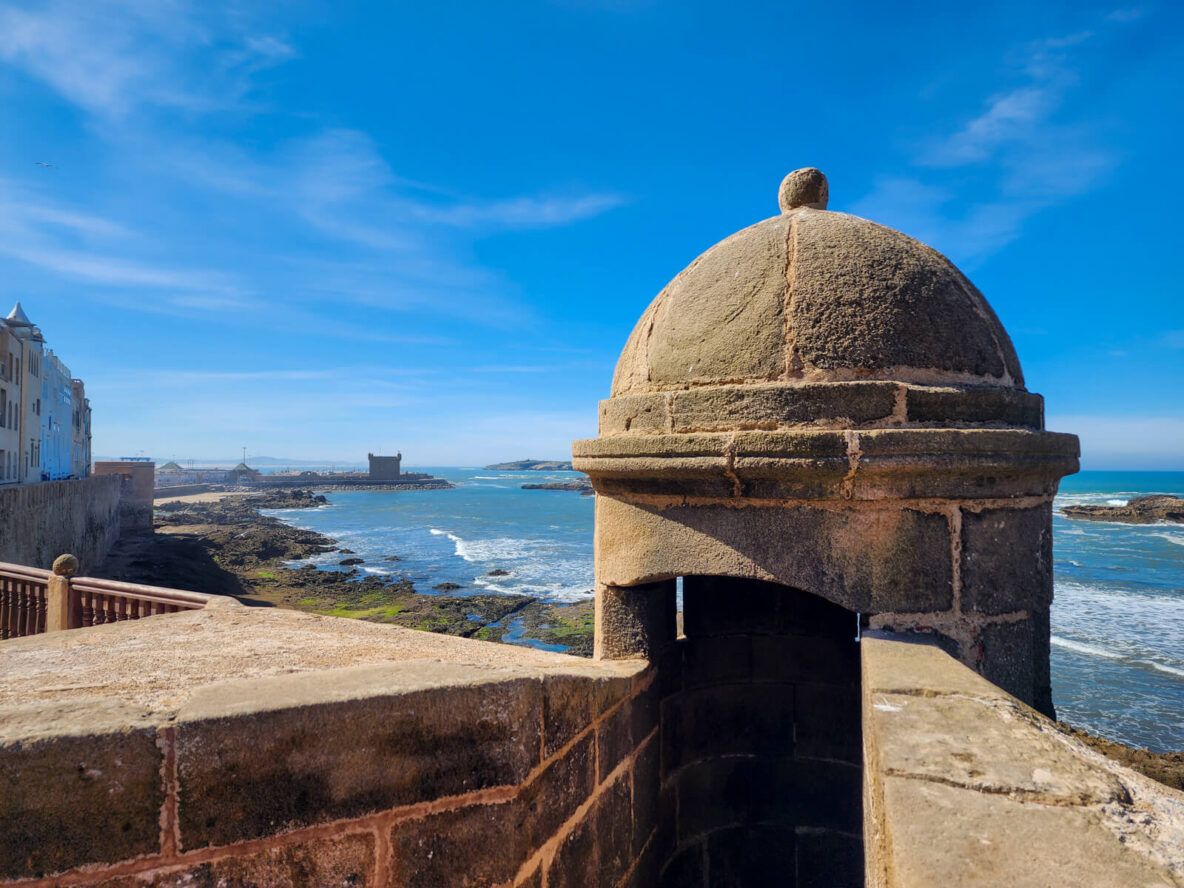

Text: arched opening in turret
xmin=657 ymin=576 xmax=863 ymax=888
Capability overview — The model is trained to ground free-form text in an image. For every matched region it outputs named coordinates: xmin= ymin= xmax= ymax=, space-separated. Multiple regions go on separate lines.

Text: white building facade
xmin=0 ymin=303 xmax=92 ymax=485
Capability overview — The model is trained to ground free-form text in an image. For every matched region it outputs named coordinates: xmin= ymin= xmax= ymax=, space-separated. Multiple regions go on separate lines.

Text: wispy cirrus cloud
xmin=852 ymin=19 xmax=1134 ymax=264
xmin=0 ymin=1 xmax=625 ymax=340
xmin=0 ymin=0 xmax=296 ymax=116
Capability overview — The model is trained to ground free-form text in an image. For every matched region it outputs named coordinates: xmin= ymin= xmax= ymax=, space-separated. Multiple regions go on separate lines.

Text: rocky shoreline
xmin=522 ymin=479 xmax=594 ymax=494
xmin=98 ymin=489 xmax=595 ymax=655
xmin=94 ymin=489 xmax=1184 ymax=787
xmin=1061 ymin=494 xmax=1184 ymax=524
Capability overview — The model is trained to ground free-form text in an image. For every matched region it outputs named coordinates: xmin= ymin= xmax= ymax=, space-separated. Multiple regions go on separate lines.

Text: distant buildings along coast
xmin=0 ymin=302 xmax=91 ymax=486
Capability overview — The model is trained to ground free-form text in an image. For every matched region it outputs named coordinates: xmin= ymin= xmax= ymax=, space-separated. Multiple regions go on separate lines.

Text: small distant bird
xmin=34 ymin=161 xmax=55 ymax=168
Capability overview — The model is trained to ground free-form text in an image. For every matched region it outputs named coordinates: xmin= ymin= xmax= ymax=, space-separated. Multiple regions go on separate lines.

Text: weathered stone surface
xmin=522 ymin=733 xmax=594 ymax=850
xmin=0 ymin=725 xmax=163 ymax=879
xmin=906 ymin=385 xmax=1043 ymax=428
xmin=547 ymin=800 xmax=598 ymax=888
xmin=863 ymin=634 xmax=1184 ymax=887
xmin=97 ymin=833 xmax=375 ymax=888
xmin=877 ymin=777 xmax=1180 ymax=888
xmin=595 ymin=497 xmax=952 ymax=615
xmin=621 ymin=216 xmax=791 ymax=394
xmin=543 ymin=674 xmax=593 ymax=759
xmin=790 ymin=210 xmax=1017 ymax=381
xmin=976 ymin=619 xmax=1039 ymax=710
xmin=594 ymin=769 xmax=634 ymax=888
xmin=632 ymin=735 xmax=660 ymax=855
xmin=578 ymin=428 xmax=1078 ymax=500
xmin=779 ymin=167 xmax=829 ymax=211
xmin=960 ymin=505 xmax=1052 ymax=615
xmin=0 ymin=605 xmax=641 ymax=727
xmin=599 ymin=392 xmax=670 ymax=436
xmin=597 ymin=695 xmax=634 ymax=783
xmin=389 ymin=801 xmax=526 ymax=888
xmin=594 ymin=580 xmax=676 ymax=661
xmin=176 ymin=665 xmax=544 ymax=848
xmin=669 ymin=381 xmax=897 ymax=432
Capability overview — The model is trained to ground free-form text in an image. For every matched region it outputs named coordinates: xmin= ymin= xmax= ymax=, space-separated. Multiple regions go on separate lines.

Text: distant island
xmin=1061 ymin=494 xmax=1184 ymax=524
xmin=485 ymin=459 xmax=574 ymax=471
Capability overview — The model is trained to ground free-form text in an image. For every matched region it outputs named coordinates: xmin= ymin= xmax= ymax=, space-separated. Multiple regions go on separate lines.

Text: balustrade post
xmin=46 ymin=554 xmax=79 ymax=633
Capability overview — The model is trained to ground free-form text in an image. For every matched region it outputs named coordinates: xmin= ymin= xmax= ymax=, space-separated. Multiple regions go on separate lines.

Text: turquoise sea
xmin=263 ymin=468 xmax=1184 ymax=753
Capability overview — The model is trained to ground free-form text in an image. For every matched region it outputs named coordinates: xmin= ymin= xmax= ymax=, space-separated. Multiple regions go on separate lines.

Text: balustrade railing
xmin=0 ymin=563 xmax=49 ymax=638
xmin=0 ymin=558 xmax=212 ymax=640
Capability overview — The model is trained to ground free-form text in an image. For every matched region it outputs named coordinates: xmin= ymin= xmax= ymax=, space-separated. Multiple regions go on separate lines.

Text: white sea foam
xmin=429 ymin=528 xmax=545 ymax=563
xmin=1151 ymin=532 xmax=1184 ymax=547
xmin=1051 ymin=635 xmax=1124 ymax=660
xmin=1106 ymin=499 xmax=1129 ymax=507
xmin=1147 ymin=662 xmax=1184 ymax=678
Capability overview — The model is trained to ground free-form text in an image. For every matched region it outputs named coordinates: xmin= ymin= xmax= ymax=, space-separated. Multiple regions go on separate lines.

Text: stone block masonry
xmin=0 ymin=605 xmax=659 ymax=887
xmin=0 ymin=475 xmax=120 ymax=571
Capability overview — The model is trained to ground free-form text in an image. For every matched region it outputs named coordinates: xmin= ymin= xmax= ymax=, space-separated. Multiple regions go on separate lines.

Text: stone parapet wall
xmin=0 ymin=606 xmax=657 ymax=887
xmin=862 ymin=632 xmax=1184 ymax=887
xmin=0 ymin=475 xmax=120 ymax=571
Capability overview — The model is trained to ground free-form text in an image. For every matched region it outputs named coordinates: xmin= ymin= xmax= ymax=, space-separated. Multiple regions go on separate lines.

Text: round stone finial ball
xmin=778 ymin=167 xmax=828 ymax=212
xmin=52 ymin=554 xmax=79 ymax=576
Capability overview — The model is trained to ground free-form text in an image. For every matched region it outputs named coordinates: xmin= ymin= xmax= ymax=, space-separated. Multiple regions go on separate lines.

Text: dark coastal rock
xmin=383 ymin=555 xmax=401 ymax=562
xmin=487 ymin=569 xmax=510 ymax=576
xmin=1061 ymin=495 xmax=1184 ymax=524
xmin=339 ymin=558 xmax=364 ymax=566
xmin=521 ymin=480 xmax=593 ymax=492
xmin=433 ymin=582 xmax=463 ymax=591
xmin=485 ymin=459 xmax=575 ymax=471
xmin=338 ymin=548 xmax=356 ymax=554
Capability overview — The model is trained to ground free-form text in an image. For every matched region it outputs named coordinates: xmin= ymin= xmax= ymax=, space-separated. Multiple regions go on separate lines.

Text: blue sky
xmin=0 ymin=0 xmax=1180 ymax=468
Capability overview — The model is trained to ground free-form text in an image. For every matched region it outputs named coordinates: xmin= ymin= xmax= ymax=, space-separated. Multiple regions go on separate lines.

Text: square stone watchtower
xmin=573 ymin=169 xmax=1079 ymax=886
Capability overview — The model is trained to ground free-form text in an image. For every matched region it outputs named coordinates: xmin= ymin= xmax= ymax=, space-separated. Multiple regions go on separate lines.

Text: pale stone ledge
xmin=862 ymin=631 xmax=1184 ymax=888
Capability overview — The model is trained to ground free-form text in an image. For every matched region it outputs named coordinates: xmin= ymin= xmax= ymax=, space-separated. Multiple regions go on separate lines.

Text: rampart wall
xmin=0 ymin=476 xmax=120 ymax=571
xmin=2 ymin=603 xmax=1181 ymax=887
xmin=0 ymin=606 xmax=659 ymax=888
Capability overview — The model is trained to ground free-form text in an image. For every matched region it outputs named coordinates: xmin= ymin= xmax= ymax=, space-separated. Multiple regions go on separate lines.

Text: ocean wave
xmin=429 ymin=528 xmax=546 ymax=563
xmin=1150 ymin=532 xmax=1184 ymax=547
xmin=1051 ymin=636 xmax=1184 ymax=679
xmin=1051 ymin=635 xmax=1123 ymax=660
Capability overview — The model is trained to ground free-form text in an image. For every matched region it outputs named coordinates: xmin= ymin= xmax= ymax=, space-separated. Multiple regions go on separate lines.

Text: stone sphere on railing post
xmin=52 ymin=554 xmax=79 ymax=577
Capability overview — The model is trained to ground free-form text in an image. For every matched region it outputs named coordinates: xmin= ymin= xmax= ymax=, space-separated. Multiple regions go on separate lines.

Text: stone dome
xmin=612 ymin=169 xmax=1024 ymax=399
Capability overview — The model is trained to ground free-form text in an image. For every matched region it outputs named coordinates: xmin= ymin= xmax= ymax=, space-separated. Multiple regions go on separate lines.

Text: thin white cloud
xmin=0 ymin=243 xmax=236 ymax=291
xmin=925 ymin=86 xmax=1057 ymax=167
xmin=0 ymin=0 xmax=295 ymax=116
xmin=853 ymin=20 xmax=1132 ymax=264
xmin=421 ymin=193 xmax=628 ymax=230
